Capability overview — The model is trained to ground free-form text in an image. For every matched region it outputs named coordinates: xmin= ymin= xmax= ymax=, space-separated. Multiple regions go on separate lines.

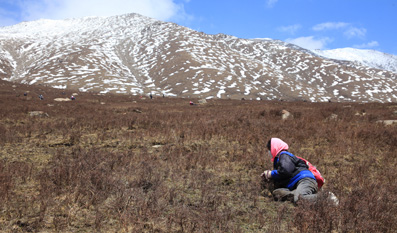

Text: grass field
xmin=1 ymin=80 xmax=396 ymax=232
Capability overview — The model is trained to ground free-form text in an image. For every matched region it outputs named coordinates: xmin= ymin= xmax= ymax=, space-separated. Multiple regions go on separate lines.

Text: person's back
xmin=272 ymin=151 xmax=314 ymax=189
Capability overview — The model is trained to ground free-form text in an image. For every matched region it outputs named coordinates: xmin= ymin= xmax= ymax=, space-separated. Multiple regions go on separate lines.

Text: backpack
xmin=296 ymin=156 xmax=325 ymax=189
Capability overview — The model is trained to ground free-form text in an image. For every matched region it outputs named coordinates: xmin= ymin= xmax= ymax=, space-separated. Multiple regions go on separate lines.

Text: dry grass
xmin=1 ymin=79 xmax=397 ymax=232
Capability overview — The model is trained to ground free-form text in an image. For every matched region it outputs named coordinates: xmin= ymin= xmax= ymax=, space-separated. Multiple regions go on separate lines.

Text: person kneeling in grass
xmin=261 ymin=138 xmax=318 ymax=203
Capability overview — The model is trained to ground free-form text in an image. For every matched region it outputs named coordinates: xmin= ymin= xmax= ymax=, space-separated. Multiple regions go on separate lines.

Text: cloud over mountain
xmin=285 ymin=36 xmax=332 ymax=50
xmin=0 ymin=0 xmax=188 ymax=27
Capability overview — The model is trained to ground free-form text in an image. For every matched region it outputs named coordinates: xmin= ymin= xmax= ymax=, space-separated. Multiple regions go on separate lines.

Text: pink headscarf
xmin=269 ymin=138 xmax=289 ymax=162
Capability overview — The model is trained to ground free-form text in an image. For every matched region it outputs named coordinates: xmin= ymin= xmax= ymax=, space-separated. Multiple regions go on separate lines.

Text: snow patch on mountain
xmin=312 ymin=48 xmax=397 ymax=74
xmin=0 ymin=13 xmax=396 ymax=102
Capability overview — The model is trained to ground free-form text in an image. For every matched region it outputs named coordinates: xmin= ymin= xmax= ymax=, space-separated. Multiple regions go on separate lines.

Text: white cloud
xmin=1 ymin=0 xmax=189 ymax=26
xmin=354 ymin=41 xmax=379 ymax=49
xmin=312 ymin=22 xmax=349 ymax=31
xmin=266 ymin=0 xmax=279 ymax=8
xmin=344 ymin=27 xmax=366 ymax=39
xmin=286 ymin=36 xmax=332 ymax=50
xmin=278 ymin=24 xmax=301 ymax=35
xmin=312 ymin=22 xmax=367 ymax=40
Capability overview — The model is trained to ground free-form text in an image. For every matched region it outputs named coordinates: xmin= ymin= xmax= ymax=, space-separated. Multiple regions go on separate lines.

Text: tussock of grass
xmin=1 ymin=79 xmax=397 ymax=232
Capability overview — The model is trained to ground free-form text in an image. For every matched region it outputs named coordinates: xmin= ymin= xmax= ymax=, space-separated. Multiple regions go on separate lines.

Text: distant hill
xmin=1 ymin=13 xmax=396 ymax=102
xmin=312 ymin=48 xmax=397 ymax=74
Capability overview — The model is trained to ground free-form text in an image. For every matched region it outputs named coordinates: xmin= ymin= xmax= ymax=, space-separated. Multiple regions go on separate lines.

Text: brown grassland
xmin=0 ymin=79 xmax=396 ymax=232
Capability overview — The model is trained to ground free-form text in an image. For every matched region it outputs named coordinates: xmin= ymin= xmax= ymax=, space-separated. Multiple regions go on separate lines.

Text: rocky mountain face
xmin=0 ymin=13 xmax=396 ymax=102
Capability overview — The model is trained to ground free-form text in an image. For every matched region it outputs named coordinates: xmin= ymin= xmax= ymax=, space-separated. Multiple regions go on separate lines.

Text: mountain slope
xmin=0 ymin=13 xmax=396 ymax=102
xmin=312 ymin=48 xmax=397 ymax=74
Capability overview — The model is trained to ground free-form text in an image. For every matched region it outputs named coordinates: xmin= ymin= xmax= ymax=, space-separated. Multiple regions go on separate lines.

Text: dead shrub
xmin=1 ymin=83 xmax=397 ymax=232
xmin=0 ymin=162 xmax=13 ymax=201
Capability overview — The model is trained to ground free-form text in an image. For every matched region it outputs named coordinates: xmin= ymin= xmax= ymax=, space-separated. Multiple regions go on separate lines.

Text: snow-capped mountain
xmin=312 ymin=48 xmax=397 ymax=74
xmin=0 ymin=13 xmax=396 ymax=102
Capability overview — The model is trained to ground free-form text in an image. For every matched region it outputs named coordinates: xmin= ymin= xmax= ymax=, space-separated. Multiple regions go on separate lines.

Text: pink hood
xmin=270 ymin=138 xmax=289 ymax=162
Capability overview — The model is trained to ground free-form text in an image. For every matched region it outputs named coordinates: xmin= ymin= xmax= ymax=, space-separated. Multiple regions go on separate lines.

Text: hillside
xmin=313 ymin=48 xmax=397 ymax=74
xmin=1 ymin=78 xmax=397 ymax=232
xmin=0 ymin=13 xmax=397 ymax=102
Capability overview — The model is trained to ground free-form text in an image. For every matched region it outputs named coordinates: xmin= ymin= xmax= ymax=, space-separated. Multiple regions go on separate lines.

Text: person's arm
xmin=271 ymin=154 xmax=295 ymax=180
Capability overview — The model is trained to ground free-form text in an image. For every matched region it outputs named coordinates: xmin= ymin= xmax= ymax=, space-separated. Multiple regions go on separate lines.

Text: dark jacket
xmin=271 ymin=151 xmax=315 ymax=189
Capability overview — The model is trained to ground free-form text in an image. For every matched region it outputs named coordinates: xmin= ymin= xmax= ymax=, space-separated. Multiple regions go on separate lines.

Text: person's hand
xmin=261 ymin=170 xmax=272 ymax=180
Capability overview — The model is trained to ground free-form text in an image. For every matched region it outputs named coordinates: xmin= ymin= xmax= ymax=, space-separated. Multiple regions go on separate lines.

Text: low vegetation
xmin=1 ymin=80 xmax=396 ymax=232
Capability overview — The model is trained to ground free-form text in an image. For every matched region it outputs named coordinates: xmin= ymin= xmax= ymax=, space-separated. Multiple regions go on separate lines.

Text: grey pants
xmin=273 ymin=178 xmax=318 ymax=203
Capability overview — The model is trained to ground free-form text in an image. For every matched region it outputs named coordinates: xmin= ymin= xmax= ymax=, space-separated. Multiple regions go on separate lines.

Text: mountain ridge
xmin=312 ymin=48 xmax=397 ymax=74
xmin=1 ymin=13 xmax=396 ymax=102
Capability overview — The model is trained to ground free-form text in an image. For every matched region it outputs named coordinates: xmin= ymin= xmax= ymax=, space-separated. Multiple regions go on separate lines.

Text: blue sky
xmin=1 ymin=0 xmax=396 ymax=55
